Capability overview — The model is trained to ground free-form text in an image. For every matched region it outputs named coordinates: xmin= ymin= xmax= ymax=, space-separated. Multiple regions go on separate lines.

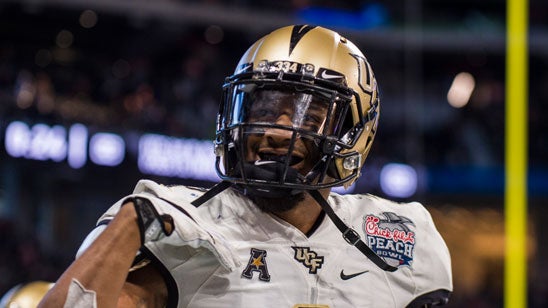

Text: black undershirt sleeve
xmin=406 ymin=289 xmax=452 ymax=307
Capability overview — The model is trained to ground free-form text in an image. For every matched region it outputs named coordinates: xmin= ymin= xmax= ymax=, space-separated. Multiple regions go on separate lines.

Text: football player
xmin=39 ymin=25 xmax=452 ymax=307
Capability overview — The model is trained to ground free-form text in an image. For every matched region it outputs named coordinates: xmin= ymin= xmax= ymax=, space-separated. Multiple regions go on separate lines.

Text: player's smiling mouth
xmin=257 ymin=153 xmax=304 ymax=166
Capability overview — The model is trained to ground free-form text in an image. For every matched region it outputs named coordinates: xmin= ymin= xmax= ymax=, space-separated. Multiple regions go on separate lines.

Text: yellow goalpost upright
xmin=505 ymin=0 xmax=528 ymax=307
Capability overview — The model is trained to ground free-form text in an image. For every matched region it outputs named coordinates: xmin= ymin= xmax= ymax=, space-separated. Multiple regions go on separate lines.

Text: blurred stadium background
xmin=0 ymin=0 xmax=547 ymax=306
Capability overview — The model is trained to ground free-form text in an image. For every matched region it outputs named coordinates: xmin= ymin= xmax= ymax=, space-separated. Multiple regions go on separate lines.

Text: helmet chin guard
xmin=233 ymin=161 xmax=304 ymax=198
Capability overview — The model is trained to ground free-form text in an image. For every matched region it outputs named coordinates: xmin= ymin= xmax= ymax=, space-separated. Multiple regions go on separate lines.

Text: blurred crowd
xmin=0 ymin=28 xmax=227 ymax=140
xmin=0 ymin=219 xmax=64 ymax=297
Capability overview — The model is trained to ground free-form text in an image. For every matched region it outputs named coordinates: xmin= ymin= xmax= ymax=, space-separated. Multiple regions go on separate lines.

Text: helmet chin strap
xmin=191 ymin=161 xmax=303 ymax=207
xmin=191 ymin=162 xmax=397 ymax=272
xmin=307 ymin=190 xmax=397 ymax=272
xmin=190 ymin=180 xmax=233 ymax=207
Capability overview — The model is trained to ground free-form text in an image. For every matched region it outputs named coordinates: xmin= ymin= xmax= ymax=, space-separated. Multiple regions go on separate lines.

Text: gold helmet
xmin=215 ymin=25 xmax=379 ymax=194
xmin=0 ymin=281 xmax=53 ymax=308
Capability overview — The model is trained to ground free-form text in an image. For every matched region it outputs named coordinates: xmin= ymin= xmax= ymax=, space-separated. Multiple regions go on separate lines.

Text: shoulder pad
xmin=133 ymin=179 xmax=207 ymax=205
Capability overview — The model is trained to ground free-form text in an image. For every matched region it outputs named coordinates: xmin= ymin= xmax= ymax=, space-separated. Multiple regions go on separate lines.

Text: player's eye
xmin=249 ymin=107 xmax=276 ymax=122
xmin=303 ymin=114 xmax=320 ymax=125
xmin=303 ymin=114 xmax=323 ymax=131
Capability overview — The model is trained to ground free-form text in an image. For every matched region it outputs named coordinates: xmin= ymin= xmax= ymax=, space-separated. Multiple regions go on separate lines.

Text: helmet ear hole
xmin=326 ymin=159 xmax=341 ymax=180
xmin=339 ymin=110 xmax=355 ymax=139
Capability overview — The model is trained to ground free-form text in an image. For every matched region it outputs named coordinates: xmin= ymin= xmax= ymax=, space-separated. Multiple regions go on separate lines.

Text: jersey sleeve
xmin=74 ymin=179 xmax=201 ymax=260
xmin=75 ymin=179 xmax=238 ymax=272
xmin=406 ymin=202 xmax=453 ymax=306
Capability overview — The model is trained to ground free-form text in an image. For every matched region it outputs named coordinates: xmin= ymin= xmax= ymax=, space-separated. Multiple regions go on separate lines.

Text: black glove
xmin=123 ymin=196 xmax=174 ymax=246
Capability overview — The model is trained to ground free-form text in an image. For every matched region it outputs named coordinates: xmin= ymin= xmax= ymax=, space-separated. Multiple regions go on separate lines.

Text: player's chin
xmin=249 ymin=191 xmax=306 ymax=213
xmin=295 ymin=161 xmax=320 ymax=178
xmin=291 ymin=162 xmax=306 ymax=174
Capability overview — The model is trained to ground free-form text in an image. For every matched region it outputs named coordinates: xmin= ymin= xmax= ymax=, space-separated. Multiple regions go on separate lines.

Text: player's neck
xmin=271 ymin=189 xmax=329 ymax=234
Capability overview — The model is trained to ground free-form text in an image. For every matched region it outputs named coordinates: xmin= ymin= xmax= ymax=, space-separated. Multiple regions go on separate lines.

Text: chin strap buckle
xmin=342 ymin=228 xmax=361 ymax=245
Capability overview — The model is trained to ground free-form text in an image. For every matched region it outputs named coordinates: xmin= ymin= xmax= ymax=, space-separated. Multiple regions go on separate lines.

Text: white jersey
xmin=79 ymin=180 xmax=452 ymax=307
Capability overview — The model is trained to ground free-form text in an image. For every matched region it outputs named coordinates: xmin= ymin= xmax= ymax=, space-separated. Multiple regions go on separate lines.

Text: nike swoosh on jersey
xmin=340 ymin=269 xmax=369 ymax=280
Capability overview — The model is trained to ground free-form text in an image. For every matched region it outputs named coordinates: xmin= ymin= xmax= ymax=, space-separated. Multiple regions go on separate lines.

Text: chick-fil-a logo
xmin=364 ymin=212 xmax=416 ymax=267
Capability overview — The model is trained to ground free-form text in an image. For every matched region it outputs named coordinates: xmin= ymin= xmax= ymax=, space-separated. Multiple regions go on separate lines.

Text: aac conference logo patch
xmin=363 ymin=212 xmax=416 ymax=267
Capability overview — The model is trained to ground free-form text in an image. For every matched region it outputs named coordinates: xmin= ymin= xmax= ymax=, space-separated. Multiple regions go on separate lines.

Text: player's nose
xmin=264 ymin=114 xmax=293 ymax=146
